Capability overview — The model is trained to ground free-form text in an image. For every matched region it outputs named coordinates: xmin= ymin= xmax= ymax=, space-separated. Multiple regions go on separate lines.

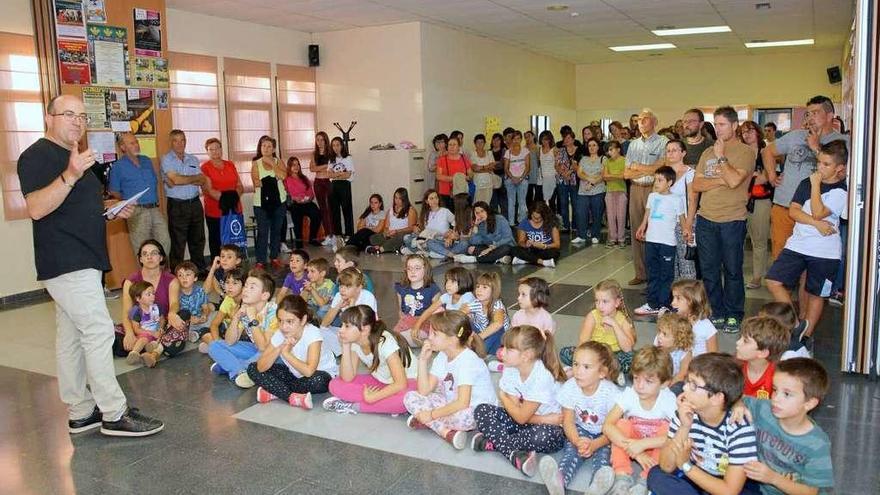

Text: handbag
xmin=685 ymin=243 xmax=699 ymax=261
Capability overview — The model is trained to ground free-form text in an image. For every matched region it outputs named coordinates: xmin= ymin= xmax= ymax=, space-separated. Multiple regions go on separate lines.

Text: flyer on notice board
xmin=88 ymin=24 xmax=129 ymax=86
xmin=82 ymin=86 xmax=110 ymax=129
xmin=133 ymin=8 xmax=162 ymax=57
xmin=58 ymin=38 xmax=91 ymax=84
xmin=54 ymin=0 xmax=86 ymax=39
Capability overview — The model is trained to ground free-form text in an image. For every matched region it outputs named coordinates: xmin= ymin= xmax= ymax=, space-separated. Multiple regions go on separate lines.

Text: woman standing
xmin=524 ymin=130 xmax=542 ymax=207
xmin=538 ymin=131 xmax=558 ymax=209
xmin=251 ymin=135 xmax=287 ymax=270
xmin=739 ymin=121 xmax=772 ymax=289
xmin=555 ymin=131 xmax=581 ymax=234
xmin=426 ymin=134 xmax=448 ymax=192
xmin=328 ymin=137 xmax=354 ymax=244
xmin=436 ymin=136 xmax=471 ymax=209
xmin=200 ymin=138 xmax=243 ymax=259
xmin=573 ymin=138 xmax=606 ymax=245
xmin=665 ymin=140 xmax=697 ymax=280
xmin=504 ymin=130 xmax=530 ymax=225
xmin=489 ymin=133 xmax=506 ymax=216
xmin=471 ymin=134 xmax=495 ymax=205
xmin=284 ymin=156 xmax=322 ymax=247
xmin=310 ymin=132 xmax=333 ymax=246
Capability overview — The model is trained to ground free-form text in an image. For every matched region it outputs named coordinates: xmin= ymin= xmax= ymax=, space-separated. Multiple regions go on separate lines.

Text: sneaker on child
xmin=633 ymin=303 xmax=660 ymax=316
xmin=538 ymin=456 xmax=564 ymax=495
xmin=322 ymin=396 xmax=359 ymax=415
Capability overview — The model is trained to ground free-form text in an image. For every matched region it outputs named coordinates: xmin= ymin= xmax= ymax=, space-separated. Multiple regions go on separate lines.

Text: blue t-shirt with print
xmin=179 ymin=286 xmax=208 ymax=317
xmin=395 ymin=283 xmax=441 ymax=317
xmin=517 ymin=219 xmax=553 ymax=245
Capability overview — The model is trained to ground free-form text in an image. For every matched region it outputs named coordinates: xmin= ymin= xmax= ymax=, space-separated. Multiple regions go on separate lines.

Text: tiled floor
xmin=0 ymin=239 xmax=876 ymax=495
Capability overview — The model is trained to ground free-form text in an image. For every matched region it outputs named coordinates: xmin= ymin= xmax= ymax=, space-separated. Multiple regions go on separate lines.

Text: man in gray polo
xmin=624 ymin=109 xmax=668 ymax=286
xmin=161 ymin=129 xmax=208 ymax=273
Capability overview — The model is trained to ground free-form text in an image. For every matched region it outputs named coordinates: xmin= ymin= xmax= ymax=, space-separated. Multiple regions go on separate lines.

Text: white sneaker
xmin=586 ymin=466 xmax=616 ymax=495
xmin=321 ymin=236 xmax=334 ymax=246
xmin=427 ymin=251 xmax=446 ymax=259
xmin=539 ymin=456 xmax=564 ymax=495
xmin=280 ymin=242 xmax=291 ymax=253
xmin=399 ymin=247 xmax=413 ymax=255
xmin=234 ymin=372 xmax=255 ymax=389
xmin=511 ymin=257 xmax=527 ymax=265
xmin=616 ymin=371 xmax=627 ymax=387
xmin=487 ymin=360 xmax=504 ymax=372
xmin=103 ymin=288 xmax=119 ymax=300
xmin=496 ymin=255 xmax=512 ymax=265
xmin=591 ymin=237 xmax=600 ymax=244
xmin=633 ymin=303 xmax=660 ymax=316
xmin=456 ymin=254 xmax=477 ymax=263
xmin=540 ymin=258 xmax=556 ymax=268
xmin=571 ymin=237 xmax=587 ymax=244
xmin=322 ymin=396 xmax=359 ymax=415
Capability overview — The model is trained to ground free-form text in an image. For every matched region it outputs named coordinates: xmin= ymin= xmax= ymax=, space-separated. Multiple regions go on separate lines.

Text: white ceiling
xmin=167 ymin=0 xmax=854 ymax=63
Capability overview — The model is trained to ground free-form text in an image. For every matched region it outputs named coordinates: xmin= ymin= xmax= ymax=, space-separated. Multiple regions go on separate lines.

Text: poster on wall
xmin=54 ymin=0 xmax=86 ymax=39
xmin=155 ymin=89 xmax=169 ymax=110
xmin=133 ymin=9 xmax=162 ymax=57
xmin=126 ymin=89 xmax=156 ymax=135
xmin=58 ymin=38 xmax=91 ymax=84
xmin=88 ymin=25 xmax=129 ymax=86
xmin=82 ymin=86 xmax=110 ymax=129
xmin=84 ymin=0 xmax=106 ymax=23
xmin=133 ymin=57 xmax=169 ymax=88
xmin=87 ymin=131 xmax=116 ymax=163
xmin=109 ymin=89 xmax=130 ymax=132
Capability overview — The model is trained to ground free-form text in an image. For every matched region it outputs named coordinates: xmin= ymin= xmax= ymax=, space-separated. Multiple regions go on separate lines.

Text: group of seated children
xmin=126 ymin=238 xmax=833 ymax=495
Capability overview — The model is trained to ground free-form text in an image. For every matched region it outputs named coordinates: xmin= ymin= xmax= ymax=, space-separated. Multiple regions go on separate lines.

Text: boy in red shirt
xmin=735 ymin=316 xmax=790 ymax=399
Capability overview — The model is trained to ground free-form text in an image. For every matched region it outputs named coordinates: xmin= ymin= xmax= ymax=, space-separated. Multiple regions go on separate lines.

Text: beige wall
xmin=576 ymin=49 xmax=843 ymax=127
xmin=314 ymin=23 xmax=424 ymax=157
xmin=420 ymin=23 xmax=576 ymax=146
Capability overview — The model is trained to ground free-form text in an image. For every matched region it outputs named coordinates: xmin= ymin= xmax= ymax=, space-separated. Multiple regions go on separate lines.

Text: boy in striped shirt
xmin=649 ymin=353 xmax=760 ymax=495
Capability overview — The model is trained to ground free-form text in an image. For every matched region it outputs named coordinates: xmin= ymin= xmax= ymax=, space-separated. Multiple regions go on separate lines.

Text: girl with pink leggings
xmin=322 ymin=305 xmax=418 ymax=415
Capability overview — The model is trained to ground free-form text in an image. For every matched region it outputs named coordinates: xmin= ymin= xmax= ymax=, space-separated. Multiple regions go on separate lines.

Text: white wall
xmin=420 ymin=23 xmax=576 ymax=145
xmin=575 ymin=49 xmax=844 ymax=127
xmin=314 ymin=22 xmax=424 ymax=154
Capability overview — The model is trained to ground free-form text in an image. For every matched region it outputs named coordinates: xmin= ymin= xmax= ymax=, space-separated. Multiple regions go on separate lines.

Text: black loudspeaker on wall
xmin=309 ymin=44 xmax=320 ymax=67
xmin=827 ymin=66 xmax=841 ymax=84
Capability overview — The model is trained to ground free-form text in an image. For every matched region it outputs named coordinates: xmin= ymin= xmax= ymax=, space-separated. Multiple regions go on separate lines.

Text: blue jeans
xmin=557 ymin=183 xmax=578 ymax=230
xmin=576 ymin=193 xmax=606 ymax=240
xmin=483 ymin=330 xmax=504 ymax=356
xmin=646 ymin=241 xmax=676 ymax=309
xmin=558 ymin=426 xmax=611 ymax=486
xmin=254 ymin=205 xmax=286 ymax=264
xmin=696 ymin=216 xmax=746 ymax=320
xmin=208 ymin=340 xmax=259 ymax=379
xmin=505 ymin=178 xmax=529 ymax=225
xmin=647 ymin=466 xmax=762 ymax=495
xmin=425 ymin=238 xmax=469 ymax=258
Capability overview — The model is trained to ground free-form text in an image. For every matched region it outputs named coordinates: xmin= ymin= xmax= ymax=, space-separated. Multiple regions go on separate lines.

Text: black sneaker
xmin=68 ymin=406 xmax=102 ymax=434
xmin=510 ymin=450 xmax=537 ymax=477
xmin=710 ymin=317 xmax=726 ymax=329
xmin=471 ymin=432 xmax=495 ymax=452
xmin=100 ymin=408 xmax=164 ymax=437
xmin=722 ymin=317 xmax=741 ymax=334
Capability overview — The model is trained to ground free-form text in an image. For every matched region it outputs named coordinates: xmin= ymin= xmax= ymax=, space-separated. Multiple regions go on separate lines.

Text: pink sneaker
xmin=289 ymin=392 xmax=313 ymax=410
xmin=256 ymin=387 xmax=277 ymax=404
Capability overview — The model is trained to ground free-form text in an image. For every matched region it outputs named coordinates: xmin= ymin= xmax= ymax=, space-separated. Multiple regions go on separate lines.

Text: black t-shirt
xmin=684 ymin=138 xmax=714 ymax=166
xmin=17 ymin=138 xmax=110 ymax=280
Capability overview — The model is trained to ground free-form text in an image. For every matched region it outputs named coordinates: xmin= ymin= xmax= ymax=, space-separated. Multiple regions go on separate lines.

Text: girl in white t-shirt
xmin=539 ymin=342 xmax=621 ymax=495
xmin=404 ymin=311 xmax=496 ymax=449
xmin=347 ymin=193 xmax=385 ymax=252
xmin=412 ymin=267 xmax=476 ymax=343
xmin=471 ymin=325 xmax=567 ymax=477
xmin=670 ymin=279 xmax=718 ymax=356
xmin=402 ymin=189 xmax=454 ymax=254
xmin=249 ymin=295 xmax=339 ymax=409
xmin=323 ymin=305 xmax=417 ymax=415
xmin=653 ymin=313 xmax=694 ymax=386
xmin=320 ymin=267 xmax=378 ymax=356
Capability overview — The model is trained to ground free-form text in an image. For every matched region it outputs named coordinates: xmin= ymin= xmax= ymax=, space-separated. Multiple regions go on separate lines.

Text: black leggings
xmin=246 ymin=363 xmax=332 ymax=400
xmin=474 ymin=403 xmax=564 ymax=457
xmin=469 ymin=244 xmax=512 ymax=263
xmin=347 ymin=228 xmax=377 ymax=251
xmin=330 ymin=181 xmax=354 ymax=237
xmin=288 ymin=202 xmax=322 ymax=244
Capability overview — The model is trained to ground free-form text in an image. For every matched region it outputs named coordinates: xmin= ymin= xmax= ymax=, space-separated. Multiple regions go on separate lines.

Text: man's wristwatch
xmin=680 ymin=461 xmax=693 ymax=474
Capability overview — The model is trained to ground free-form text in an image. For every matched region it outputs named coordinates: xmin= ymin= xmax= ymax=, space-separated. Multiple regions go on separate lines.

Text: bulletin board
xmin=51 ymin=0 xmax=172 ymax=288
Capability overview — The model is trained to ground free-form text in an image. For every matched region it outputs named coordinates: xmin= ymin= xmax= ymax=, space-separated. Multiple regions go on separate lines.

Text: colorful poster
xmin=139 ymin=137 xmax=157 ymax=157
xmin=126 ymin=89 xmax=155 ymax=135
xmin=109 ymin=89 xmax=130 ymax=132
xmin=84 ymin=0 xmax=106 ymax=23
xmin=54 ymin=0 xmax=86 ymax=39
xmin=155 ymin=89 xmax=169 ymax=110
xmin=88 ymin=24 xmax=129 ymax=86
xmin=82 ymin=86 xmax=110 ymax=129
xmin=87 ymin=131 xmax=116 ymax=163
xmin=133 ymin=9 xmax=162 ymax=57
xmin=58 ymin=38 xmax=91 ymax=84
xmin=133 ymin=57 xmax=169 ymax=88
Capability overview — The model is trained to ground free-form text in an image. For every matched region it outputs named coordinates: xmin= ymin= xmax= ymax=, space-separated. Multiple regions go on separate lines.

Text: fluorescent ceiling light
xmin=745 ymin=39 xmax=814 ymax=48
xmin=609 ymin=43 xmax=676 ymax=52
xmin=653 ymin=25 xmax=731 ymax=36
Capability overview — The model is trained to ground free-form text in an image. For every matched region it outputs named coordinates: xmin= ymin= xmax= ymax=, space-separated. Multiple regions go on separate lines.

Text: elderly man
xmin=682 ymin=108 xmax=714 ymax=167
xmin=624 ymin=109 xmax=668 ymax=286
xmin=762 ymin=96 xmax=849 ymax=259
xmin=17 ymin=94 xmax=162 ymax=436
xmin=693 ymin=106 xmax=757 ymax=334
xmin=108 ymin=132 xmax=170 ymax=256
xmin=161 ymin=129 xmax=207 ymax=273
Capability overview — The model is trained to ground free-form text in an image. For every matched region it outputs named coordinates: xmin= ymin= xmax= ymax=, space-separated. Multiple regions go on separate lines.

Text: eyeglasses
xmin=684 ymin=379 xmax=716 ymax=394
xmin=50 ymin=111 xmax=91 ymax=124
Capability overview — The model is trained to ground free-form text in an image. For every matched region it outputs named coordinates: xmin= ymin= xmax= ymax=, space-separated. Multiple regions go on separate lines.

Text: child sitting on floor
xmin=175 ymin=261 xmax=213 ymax=342
xmin=393 ymin=254 xmax=441 ymax=347
xmin=200 ymin=267 xmax=245 ymax=353
xmin=126 ymin=280 xmax=165 ymax=368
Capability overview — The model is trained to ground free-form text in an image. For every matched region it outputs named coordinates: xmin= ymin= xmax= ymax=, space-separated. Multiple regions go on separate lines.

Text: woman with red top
xmin=435 ymin=135 xmax=472 ymax=209
xmin=310 ymin=131 xmax=334 ymax=246
xmin=284 ymin=156 xmax=322 ymax=248
xmin=200 ymin=138 xmax=243 ymax=259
